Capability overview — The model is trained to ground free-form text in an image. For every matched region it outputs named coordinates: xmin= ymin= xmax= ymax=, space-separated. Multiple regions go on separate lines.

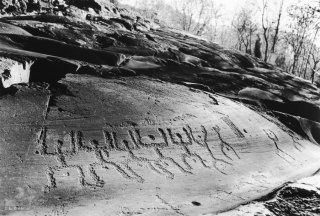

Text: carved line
xmin=39 ymin=123 xmax=243 ymax=189
xmin=263 ymin=129 xmax=296 ymax=162
xmin=260 ymin=112 xmax=305 ymax=151
xmin=154 ymin=148 xmax=192 ymax=174
xmin=212 ymin=126 xmax=240 ymax=160
xmin=221 ymin=117 xmax=245 ymax=138
xmin=42 ymin=132 xmax=146 ymax=190
xmin=186 ymin=125 xmax=232 ymax=174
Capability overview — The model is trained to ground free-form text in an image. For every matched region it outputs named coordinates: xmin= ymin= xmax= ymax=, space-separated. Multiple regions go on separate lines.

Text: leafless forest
xmin=121 ymin=0 xmax=320 ymax=82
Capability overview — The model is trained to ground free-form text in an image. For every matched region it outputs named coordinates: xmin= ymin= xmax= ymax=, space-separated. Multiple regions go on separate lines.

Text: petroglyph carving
xmin=289 ymin=133 xmax=304 ymax=151
xmin=221 ymin=117 xmax=245 ymax=138
xmin=260 ymin=113 xmax=304 ymax=151
xmin=263 ymin=129 xmax=295 ymax=163
xmin=37 ymin=123 xmax=244 ymax=190
xmin=39 ymin=128 xmax=144 ymax=192
xmin=212 ymin=125 xmax=240 ymax=160
xmin=185 ymin=125 xmax=233 ymax=173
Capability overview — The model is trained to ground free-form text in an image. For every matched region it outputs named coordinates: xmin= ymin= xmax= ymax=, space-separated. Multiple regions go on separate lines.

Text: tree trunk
xmin=271 ymin=0 xmax=283 ymax=53
xmin=254 ymin=36 xmax=262 ymax=59
xmin=291 ymin=54 xmax=298 ymax=74
xmin=263 ymin=28 xmax=269 ymax=62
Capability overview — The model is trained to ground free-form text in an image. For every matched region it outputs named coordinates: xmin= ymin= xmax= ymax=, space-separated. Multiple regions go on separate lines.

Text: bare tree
xmin=198 ymin=1 xmax=221 ymax=38
xmin=310 ymin=47 xmax=320 ymax=83
xmin=260 ymin=0 xmax=270 ymax=62
xmin=175 ymin=0 xmax=221 ymax=37
xmin=179 ymin=0 xmax=194 ymax=32
xmin=271 ymin=0 xmax=283 ymax=53
xmin=232 ymin=7 xmax=257 ymax=54
xmin=302 ymin=27 xmax=319 ymax=78
xmin=258 ymin=0 xmax=284 ymax=62
xmin=285 ymin=4 xmax=320 ymax=75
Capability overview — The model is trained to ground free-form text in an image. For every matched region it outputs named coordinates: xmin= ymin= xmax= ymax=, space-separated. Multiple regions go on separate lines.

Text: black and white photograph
xmin=0 ymin=0 xmax=320 ymax=215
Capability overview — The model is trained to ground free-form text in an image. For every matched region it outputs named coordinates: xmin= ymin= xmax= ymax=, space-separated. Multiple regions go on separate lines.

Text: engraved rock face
xmin=1 ymin=75 xmax=320 ymax=215
xmin=0 ymin=2 xmax=319 ymax=216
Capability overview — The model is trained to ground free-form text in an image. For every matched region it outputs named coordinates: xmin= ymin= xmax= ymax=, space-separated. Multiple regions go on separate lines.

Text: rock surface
xmin=217 ymin=173 xmax=320 ymax=216
xmin=0 ymin=1 xmax=320 ymax=216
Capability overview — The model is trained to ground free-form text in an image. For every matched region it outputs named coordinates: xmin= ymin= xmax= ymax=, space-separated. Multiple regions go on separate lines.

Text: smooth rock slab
xmin=0 ymin=75 xmax=320 ymax=216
